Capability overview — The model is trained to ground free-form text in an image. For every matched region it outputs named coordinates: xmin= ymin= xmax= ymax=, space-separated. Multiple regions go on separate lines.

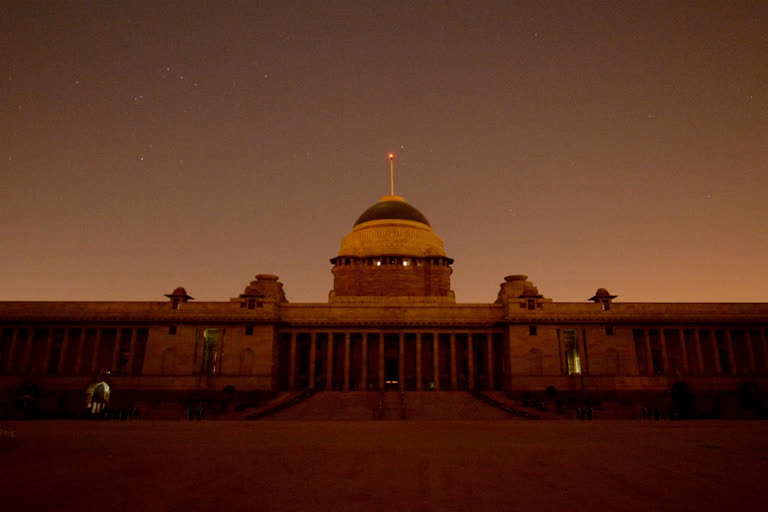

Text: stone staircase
xmin=259 ymin=391 xmax=522 ymax=421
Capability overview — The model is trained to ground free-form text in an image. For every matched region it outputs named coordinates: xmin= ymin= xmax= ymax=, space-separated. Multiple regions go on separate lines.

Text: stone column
xmin=659 ymin=329 xmax=669 ymax=375
xmin=326 ymin=333 xmax=334 ymax=390
xmin=467 ymin=334 xmax=475 ymax=390
xmin=73 ymin=329 xmax=86 ymax=375
xmin=288 ymin=332 xmax=297 ymax=391
xmin=712 ymin=329 xmax=722 ymax=374
xmin=643 ymin=329 xmax=653 ymax=375
xmin=487 ymin=333 xmax=494 ymax=390
xmin=678 ymin=328 xmax=689 ymax=375
xmin=90 ymin=328 xmax=103 ymax=374
xmin=21 ymin=329 xmax=34 ymax=374
xmin=726 ymin=330 xmax=738 ymax=374
xmin=433 ymin=332 xmax=440 ymax=390
xmin=416 ymin=333 xmax=423 ymax=390
xmin=57 ymin=328 xmax=71 ymax=374
xmin=361 ymin=333 xmax=368 ymax=391
xmin=309 ymin=332 xmax=317 ymax=389
xmin=745 ymin=329 xmax=756 ymax=373
xmin=693 ymin=329 xmax=705 ymax=374
xmin=41 ymin=328 xmax=54 ymax=374
xmin=450 ymin=332 xmax=457 ymax=390
xmin=759 ymin=329 xmax=768 ymax=371
xmin=398 ymin=332 xmax=405 ymax=391
xmin=125 ymin=328 xmax=136 ymax=375
xmin=111 ymin=329 xmax=123 ymax=373
xmin=5 ymin=328 xmax=19 ymax=373
xmin=378 ymin=332 xmax=385 ymax=390
xmin=343 ymin=332 xmax=351 ymax=391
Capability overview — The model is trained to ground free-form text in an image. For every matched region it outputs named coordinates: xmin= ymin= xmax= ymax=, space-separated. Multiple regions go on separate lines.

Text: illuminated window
xmin=563 ymin=329 xmax=581 ymax=375
xmin=402 ymin=258 xmax=410 ymax=266
xmin=375 ymin=259 xmax=382 ymax=266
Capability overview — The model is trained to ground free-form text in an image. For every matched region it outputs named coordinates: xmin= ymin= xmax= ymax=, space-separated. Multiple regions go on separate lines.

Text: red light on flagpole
xmin=388 ymin=153 xmax=394 ymax=159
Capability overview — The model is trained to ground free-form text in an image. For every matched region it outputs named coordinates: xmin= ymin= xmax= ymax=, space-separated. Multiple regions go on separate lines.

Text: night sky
xmin=2 ymin=1 xmax=766 ymax=304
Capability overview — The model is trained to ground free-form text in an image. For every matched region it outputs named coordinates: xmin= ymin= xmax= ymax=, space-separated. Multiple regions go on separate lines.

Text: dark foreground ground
xmin=1 ymin=420 xmax=766 ymax=511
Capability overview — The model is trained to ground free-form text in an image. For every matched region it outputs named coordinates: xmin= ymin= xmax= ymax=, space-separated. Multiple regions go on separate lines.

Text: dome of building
xmin=337 ymin=195 xmax=448 ymax=259
xmin=354 ymin=196 xmax=431 ymax=227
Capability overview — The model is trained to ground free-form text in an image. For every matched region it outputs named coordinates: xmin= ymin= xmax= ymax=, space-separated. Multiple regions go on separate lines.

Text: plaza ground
xmin=1 ymin=420 xmax=766 ymax=511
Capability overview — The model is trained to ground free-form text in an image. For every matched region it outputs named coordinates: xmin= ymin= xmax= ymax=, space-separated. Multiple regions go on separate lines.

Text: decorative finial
xmin=388 ymin=153 xmax=395 ymax=196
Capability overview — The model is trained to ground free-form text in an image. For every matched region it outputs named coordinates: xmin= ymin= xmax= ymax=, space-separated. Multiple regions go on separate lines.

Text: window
xmin=529 ymin=325 xmax=537 ymax=336
xmin=605 ymin=326 xmax=614 ymax=336
xmin=247 ymin=299 xmax=255 ymax=309
xmin=601 ymin=300 xmax=610 ymax=311
xmin=563 ymin=329 xmax=581 ymax=375
xmin=527 ymin=299 xmax=536 ymax=310
xmin=245 ymin=325 xmax=254 ymax=336
xmin=168 ymin=325 xmax=177 ymax=335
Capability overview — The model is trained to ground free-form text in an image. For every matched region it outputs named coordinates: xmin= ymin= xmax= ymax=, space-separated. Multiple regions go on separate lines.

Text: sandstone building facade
xmin=1 ymin=194 xmax=766 ymax=416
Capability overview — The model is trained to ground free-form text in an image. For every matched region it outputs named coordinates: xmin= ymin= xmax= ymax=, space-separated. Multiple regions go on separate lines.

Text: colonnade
xmin=633 ymin=326 xmax=768 ymax=377
xmin=0 ymin=326 xmax=149 ymax=376
xmin=281 ymin=330 xmax=505 ymax=392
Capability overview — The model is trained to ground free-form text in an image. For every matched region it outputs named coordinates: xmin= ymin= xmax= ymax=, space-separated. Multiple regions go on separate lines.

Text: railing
xmin=245 ymin=389 xmax=315 ymax=420
xmin=468 ymin=390 xmax=539 ymax=419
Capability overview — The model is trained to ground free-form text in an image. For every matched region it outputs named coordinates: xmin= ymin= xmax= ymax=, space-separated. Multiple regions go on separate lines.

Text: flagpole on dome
xmin=388 ymin=152 xmax=395 ymax=196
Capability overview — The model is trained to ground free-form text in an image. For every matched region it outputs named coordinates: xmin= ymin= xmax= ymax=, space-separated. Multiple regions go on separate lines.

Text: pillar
xmin=450 ymin=332 xmax=457 ymax=390
xmin=760 ymin=329 xmax=768 ymax=371
xmin=745 ymin=329 xmax=756 ymax=372
xmin=487 ymin=333 xmax=494 ymax=390
xmin=678 ymin=328 xmax=689 ymax=375
xmin=343 ymin=332 xmax=350 ymax=391
xmin=694 ymin=329 xmax=705 ymax=374
xmin=433 ymin=331 xmax=440 ymax=390
xmin=5 ymin=328 xmax=19 ymax=373
xmin=416 ymin=333 xmax=423 ymax=390
xmin=90 ymin=328 xmax=103 ymax=374
xmin=398 ymin=332 xmax=405 ymax=391
xmin=659 ymin=329 xmax=669 ymax=375
xmin=41 ymin=328 xmax=54 ymax=374
xmin=289 ymin=332 xmax=297 ymax=391
xmin=326 ymin=332 xmax=334 ymax=390
xmin=73 ymin=328 xmax=86 ymax=375
xmin=21 ymin=328 xmax=35 ymax=374
xmin=361 ymin=332 xmax=367 ymax=391
xmin=643 ymin=329 xmax=652 ymax=375
xmin=309 ymin=332 xmax=317 ymax=389
xmin=712 ymin=329 xmax=722 ymax=374
xmin=111 ymin=329 xmax=122 ymax=373
xmin=467 ymin=334 xmax=475 ymax=390
xmin=378 ymin=331 xmax=384 ymax=390
xmin=125 ymin=328 xmax=136 ymax=375
xmin=57 ymin=328 xmax=71 ymax=374
xmin=725 ymin=329 xmax=738 ymax=374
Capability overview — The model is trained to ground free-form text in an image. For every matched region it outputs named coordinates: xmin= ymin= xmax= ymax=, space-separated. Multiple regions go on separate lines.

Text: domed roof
xmin=337 ymin=195 xmax=447 ymax=259
xmin=354 ymin=196 xmax=430 ymax=227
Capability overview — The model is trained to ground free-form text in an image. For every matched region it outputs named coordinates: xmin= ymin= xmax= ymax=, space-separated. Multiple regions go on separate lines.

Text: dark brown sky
xmin=2 ymin=1 xmax=766 ymax=303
